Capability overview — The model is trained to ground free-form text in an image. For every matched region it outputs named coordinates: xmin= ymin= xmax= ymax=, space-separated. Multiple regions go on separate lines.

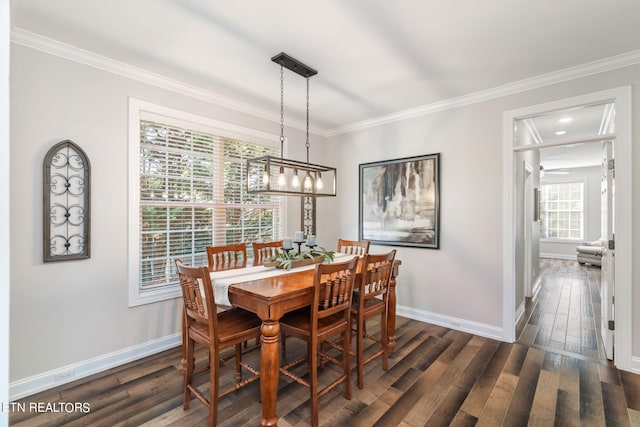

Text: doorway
xmin=502 ymin=87 xmax=633 ymax=370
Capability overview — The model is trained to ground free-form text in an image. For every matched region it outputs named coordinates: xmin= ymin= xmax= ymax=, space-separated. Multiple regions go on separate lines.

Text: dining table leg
xmin=259 ymin=319 xmax=280 ymax=427
xmin=387 ymin=261 xmax=401 ymax=354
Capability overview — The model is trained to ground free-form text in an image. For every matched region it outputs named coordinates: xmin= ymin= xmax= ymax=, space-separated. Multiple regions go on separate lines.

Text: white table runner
xmin=210 ymin=253 xmax=356 ymax=306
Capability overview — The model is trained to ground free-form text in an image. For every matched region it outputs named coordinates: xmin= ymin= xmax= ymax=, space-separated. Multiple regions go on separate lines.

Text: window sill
xmin=129 ymin=285 xmax=181 ymax=307
xmin=540 ymin=238 xmax=584 ymax=244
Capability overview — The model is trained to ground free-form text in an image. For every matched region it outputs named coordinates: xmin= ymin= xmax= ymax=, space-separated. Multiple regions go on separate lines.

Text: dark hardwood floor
xmin=10 ymin=259 xmax=640 ymax=426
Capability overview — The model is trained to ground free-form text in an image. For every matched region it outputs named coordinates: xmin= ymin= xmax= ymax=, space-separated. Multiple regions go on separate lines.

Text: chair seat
xmin=281 ymin=308 xmax=348 ymax=340
xmin=190 ymin=308 xmax=261 ymax=345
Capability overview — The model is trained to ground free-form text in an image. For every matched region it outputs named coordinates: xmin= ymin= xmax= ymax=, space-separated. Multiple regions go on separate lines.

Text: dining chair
xmin=206 ymin=243 xmax=247 ymax=272
xmin=278 ymin=257 xmax=359 ymax=427
xmin=337 ymin=239 xmax=370 ymax=256
xmin=252 ymin=240 xmax=283 ymax=265
xmin=175 ymin=259 xmax=261 ymax=426
xmin=352 ymin=249 xmax=396 ymax=389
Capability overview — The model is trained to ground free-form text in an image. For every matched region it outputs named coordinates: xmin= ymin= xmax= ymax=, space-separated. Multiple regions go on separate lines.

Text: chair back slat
xmin=314 ymin=258 xmax=358 ymax=321
xmin=361 ymin=251 xmax=396 ymax=302
xmin=206 ymin=243 xmax=247 ymax=272
xmin=252 ymin=241 xmax=283 ymax=265
xmin=337 ymin=239 xmax=370 ymax=256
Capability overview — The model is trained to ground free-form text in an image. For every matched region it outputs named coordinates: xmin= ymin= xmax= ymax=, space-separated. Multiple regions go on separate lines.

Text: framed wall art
xmin=359 ymin=153 xmax=440 ymax=249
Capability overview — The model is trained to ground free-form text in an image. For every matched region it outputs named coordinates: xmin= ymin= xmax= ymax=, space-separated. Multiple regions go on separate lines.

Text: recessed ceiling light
xmin=555 ymin=130 xmax=567 ymax=136
xmin=558 ymin=117 xmax=573 ymax=124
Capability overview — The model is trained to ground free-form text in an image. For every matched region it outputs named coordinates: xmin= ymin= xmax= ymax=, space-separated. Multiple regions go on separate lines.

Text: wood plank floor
xmin=520 ymin=258 xmax=605 ymax=360
xmin=10 ymin=259 xmax=640 ymax=426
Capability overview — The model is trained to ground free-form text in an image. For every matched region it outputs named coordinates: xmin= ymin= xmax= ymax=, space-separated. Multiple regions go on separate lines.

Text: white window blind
xmin=540 ymin=181 xmax=584 ymax=240
xmin=137 ymin=119 xmax=281 ymax=294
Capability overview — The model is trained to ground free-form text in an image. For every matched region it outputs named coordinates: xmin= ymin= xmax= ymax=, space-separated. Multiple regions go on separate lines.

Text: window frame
xmin=539 ymin=177 xmax=587 ymax=243
xmin=128 ymin=98 xmax=285 ymax=306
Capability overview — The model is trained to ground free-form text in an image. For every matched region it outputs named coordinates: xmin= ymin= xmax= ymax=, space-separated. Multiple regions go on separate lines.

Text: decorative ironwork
xmin=43 ymin=140 xmax=91 ymax=261
xmin=301 ymin=196 xmax=316 ymax=237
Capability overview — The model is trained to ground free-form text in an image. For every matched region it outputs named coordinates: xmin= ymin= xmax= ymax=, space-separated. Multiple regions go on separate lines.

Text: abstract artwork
xmin=359 ymin=153 xmax=440 ymax=249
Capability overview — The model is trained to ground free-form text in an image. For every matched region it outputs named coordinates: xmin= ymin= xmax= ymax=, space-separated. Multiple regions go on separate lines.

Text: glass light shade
xmin=303 ymin=172 xmax=313 ymax=190
xmin=291 ymin=169 xmax=300 ymax=188
xmin=278 ymin=167 xmax=286 ymax=186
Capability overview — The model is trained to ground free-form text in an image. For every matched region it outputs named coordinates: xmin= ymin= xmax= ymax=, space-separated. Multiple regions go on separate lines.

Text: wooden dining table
xmin=184 ymin=258 xmax=401 ymax=426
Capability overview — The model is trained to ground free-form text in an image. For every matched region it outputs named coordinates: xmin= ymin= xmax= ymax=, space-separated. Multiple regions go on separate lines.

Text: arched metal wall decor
xmin=43 ymin=140 xmax=91 ymax=262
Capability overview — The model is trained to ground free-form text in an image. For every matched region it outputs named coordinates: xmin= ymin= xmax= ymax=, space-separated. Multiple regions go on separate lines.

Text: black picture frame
xmin=359 ymin=153 xmax=440 ymax=249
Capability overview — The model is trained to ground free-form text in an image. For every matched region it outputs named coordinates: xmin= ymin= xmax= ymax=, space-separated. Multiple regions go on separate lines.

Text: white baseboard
xmin=629 ymin=357 xmax=640 ymax=374
xmin=9 ymin=333 xmax=181 ymax=400
xmin=396 ymin=304 xmax=505 ymax=341
xmin=532 ymin=276 xmax=542 ymax=298
xmin=540 ymin=252 xmax=576 ymax=260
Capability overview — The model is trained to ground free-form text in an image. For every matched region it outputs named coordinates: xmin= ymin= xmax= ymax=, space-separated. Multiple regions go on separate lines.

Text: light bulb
xmin=303 ymin=173 xmax=312 ymax=190
xmin=278 ymin=167 xmax=286 ymax=186
xmin=291 ymin=169 xmax=300 ymax=188
xmin=262 ymin=170 xmax=270 ymax=185
xmin=316 ymin=173 xmax=323 ymax=190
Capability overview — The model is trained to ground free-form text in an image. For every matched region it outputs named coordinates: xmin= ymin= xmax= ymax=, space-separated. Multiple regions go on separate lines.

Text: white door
xmin=600 ymin=140 xmax=615 ymax=360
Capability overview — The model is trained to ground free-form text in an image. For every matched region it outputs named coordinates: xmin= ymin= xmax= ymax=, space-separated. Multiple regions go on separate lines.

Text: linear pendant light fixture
xmin=247 ymin=52 xmax=336 ymax=197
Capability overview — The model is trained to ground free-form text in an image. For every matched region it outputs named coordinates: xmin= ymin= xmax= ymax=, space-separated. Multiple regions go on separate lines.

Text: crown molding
xmin=325 ymin=49 xmax=640 ymax=137
xmin=10 ymin=28 xmax=325 ymax=136
xmin=12 ymin=28 xmax=640 ymax=139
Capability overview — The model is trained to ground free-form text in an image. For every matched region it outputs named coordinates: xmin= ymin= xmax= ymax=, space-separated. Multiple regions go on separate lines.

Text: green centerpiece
xmin=264 ymin=247 xmax=335 ymax=270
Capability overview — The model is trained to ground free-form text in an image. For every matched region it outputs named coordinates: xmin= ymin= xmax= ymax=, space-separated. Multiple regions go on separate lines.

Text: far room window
xmin=540 ymin=181 xmax=584 ymax=240
xmin=128 ymin=99 xmax=283 ymax=306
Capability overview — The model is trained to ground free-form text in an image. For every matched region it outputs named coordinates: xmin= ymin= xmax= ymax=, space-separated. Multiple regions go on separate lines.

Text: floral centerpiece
xmin=264 ymin=246 xmax=335 ymax=270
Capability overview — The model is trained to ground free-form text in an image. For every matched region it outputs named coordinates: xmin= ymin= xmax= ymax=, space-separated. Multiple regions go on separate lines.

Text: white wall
xmin=324 ymin=104 xmax=506 ymax=336
xmin=540 ymin=165 xmax=602 ymax=259
xmin=323 ymin=64 xmax=640 ymax=357
xmin=9 ymin=44 xmax=311 ymax=394
xmin=1 ymin=0 xmax=10 ymax=422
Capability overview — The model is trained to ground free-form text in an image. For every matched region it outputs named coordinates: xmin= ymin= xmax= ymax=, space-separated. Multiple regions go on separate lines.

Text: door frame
xmin=502 ymin=87 xmax=633 ymax=371
xmin=522 ymin=162 xmax=533 ymax=298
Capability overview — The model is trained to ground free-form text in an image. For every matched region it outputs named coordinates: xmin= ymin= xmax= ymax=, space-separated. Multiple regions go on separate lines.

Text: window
xmin=539 ymin=181 xmax=584 ymax=240
xmin=129 ymin=99 xmax=283 ymax=306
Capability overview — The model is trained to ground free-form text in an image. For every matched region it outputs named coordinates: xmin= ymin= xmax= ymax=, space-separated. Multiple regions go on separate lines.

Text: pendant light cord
xmin=306 ymin=76 xmax=310 ymax=164
xmin=280 ymin=62 xmax=285 ymax=160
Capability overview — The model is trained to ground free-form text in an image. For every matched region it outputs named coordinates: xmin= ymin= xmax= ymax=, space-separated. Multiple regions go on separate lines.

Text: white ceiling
xmin=518 ymin=102 xmax=613 ymax=170
xmin=10 ymin=0 xmax=640 ymax=134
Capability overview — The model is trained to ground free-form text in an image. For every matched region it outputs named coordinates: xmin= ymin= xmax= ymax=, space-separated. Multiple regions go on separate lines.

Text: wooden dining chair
xmin=279 ymin=257 xmax=359 ymax=427
xmin=337 ymin=239 xmax=370 ymax=256
xmin=352 ymin=250 xmax=396 ymax=389
xmin=206 ymin=243 xmax=247 ymax=272
xmin=174 ymin=259 xmax=261 ymax=426
xmin=252 ymin=240 xmax=283 ymax=265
